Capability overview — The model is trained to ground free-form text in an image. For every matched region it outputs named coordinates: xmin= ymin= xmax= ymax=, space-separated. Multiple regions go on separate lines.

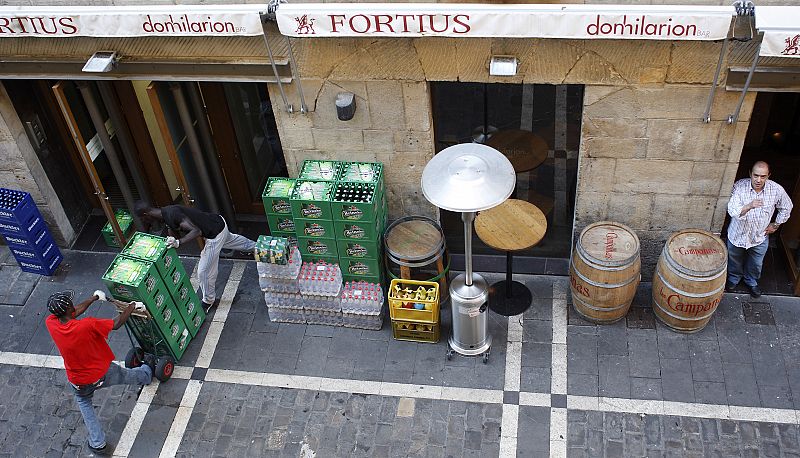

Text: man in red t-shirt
xmin=45 ymin=290 xmax=154 ymax=454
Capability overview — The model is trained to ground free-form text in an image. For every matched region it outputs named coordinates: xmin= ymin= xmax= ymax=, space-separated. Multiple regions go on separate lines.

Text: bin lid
xmin=421 ymin=143 xmax=515 ymax=212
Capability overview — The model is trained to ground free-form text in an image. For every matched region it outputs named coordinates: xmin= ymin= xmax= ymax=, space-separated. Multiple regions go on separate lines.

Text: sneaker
xmin=748 ymin=285 xmax=763 ymax=298
xmin=725 ymin=282 xmax=737 ymax=293
xmin=87 ymin=441 xmax=109 ymax=455
xmin=203 ymin=301 xmax=215 ymax=313
xmin=142 ymin=353 xmax=157 ymax=374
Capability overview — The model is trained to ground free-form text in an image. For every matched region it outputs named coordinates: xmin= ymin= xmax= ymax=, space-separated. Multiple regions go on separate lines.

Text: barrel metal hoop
xmin=385 ymin=252 xmax=451 ymax=282
xmin=571 ymin=259 xmax=641 ymax=289
xmin=655 ymin=270 xmax=725 ymax=298
xmin=576 ymin=241 xmax=637 ymax=269
xmin=575 ymin=247 xmax=636 ymax=272
xmin=387 ymin=243 xmax=446 ymax=268
xmin=663 ymin=250 xmax=725 ymax=279
xmin=651 ymin=293 xmax=718 ymax=321
xmin=572 ymin=294 xmax=630 ymax=312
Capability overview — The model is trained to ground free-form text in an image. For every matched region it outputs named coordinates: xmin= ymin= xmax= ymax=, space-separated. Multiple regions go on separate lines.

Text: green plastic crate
xmin=267 ymin=213 xmax=296 ymax=234
xmin=101 ymin=209 xmax=135 ymax=248
xmin=297 ymin=236 xmax=337 ymax=258
xmin=173 ymin=278 xmax=198 ymax=305
xmin=340 ymin=257 xmax=382 ymax=278
xmin=125 ymin=315 xmax=182 ymax=360
xmin=337 ymin=239 xmax=381 ymax=259
xmin=162 ymin=314 xmax=190 ymax=360
xmin=337 ymin=161 xmax=383 ymax=189
xmin=290 ymin=180 xmax=334 ymax=220
xmin=298 ymin=160 xmax=342 ymax=181
xmin=332 ymin=182 xmax=382 ymax=222
xmin=120 ymin=232 xmax=179 ymax=282
xmin=262 ymin=177 xmax=296 ymax=215
xmin=102 ymin=255 xmax=168 ymax=305
xmin=296 ymin=218 xmax=335 ymax=238
xmin=163 ymin=261 xmax=190 ymax=296
xmin=333 ymin=218 xmax=383 ymax=241
xmin=176 ymin=294 xmax=204 ymax=338
xmin=301 ymin=253 xmax=339 ymax=266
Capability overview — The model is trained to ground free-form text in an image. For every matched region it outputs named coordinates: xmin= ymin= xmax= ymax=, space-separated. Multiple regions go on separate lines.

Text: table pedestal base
xmin=488 ymin=280 xmax=532 ymax=316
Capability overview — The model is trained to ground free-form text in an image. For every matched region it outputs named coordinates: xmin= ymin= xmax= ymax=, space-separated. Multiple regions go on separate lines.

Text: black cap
xmin=47 ymin=290 xmax=75 ymax=316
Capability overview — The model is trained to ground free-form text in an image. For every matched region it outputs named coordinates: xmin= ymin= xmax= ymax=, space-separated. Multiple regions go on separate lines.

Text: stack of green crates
xmin=263 ymin=178 xmax=298 ymax=245
xmin=333 ymin=162 xmax=387 ymax=284
xmin=291 ymin=160 xmax=341 ymax=265
xmin=101 ymin=209 xmax=135 ymax=248
xmin=102 ymin=232 xmax=205 ymax=360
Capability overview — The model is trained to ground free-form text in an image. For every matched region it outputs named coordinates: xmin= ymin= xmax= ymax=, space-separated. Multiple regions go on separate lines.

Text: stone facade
xmin=270 ymin=36 xmax=756 ymax=276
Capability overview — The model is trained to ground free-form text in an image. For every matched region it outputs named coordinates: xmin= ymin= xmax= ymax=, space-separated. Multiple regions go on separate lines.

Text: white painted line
xmin=504 ymin=341 xmax=522 ymax=392
xmin=519 ymin=391 xmax=551 ymax=407
xmin=380 ymin=382 xmax=442 ymax=400
xmin=333 ymin=378 xmax=383 ymax=396
xmin=550 ymin=438 xmax=567 ymax=458
xmin=194 ymin=321 xmax=225 ymax=368
xmin=206 ymin=368 xmax=265 ymax=386
xmin=600 ymin=397 xmax=663 ymax=416
xmin=170 ymin=365 xmax=193 ymax=380
xmin=550 ymin=407 xmax=568 ymax=458
xmin=501 ymin=403 xmax=519 ymax=439
xmin=213 ymin=279 xmax=240 ymax=323
xmin=440 ymin=386 xmax=504 ymax=404
xmin=551 ymin=343 xmax=567 ymax=395
xmin=507 ymin=314 xmax=523 ymax=343
xmin=729 ymin=405 xmax=797 ymax=424
xmin=158 ymin=379 xmax=203 ymax=458
xmin=663 ymin=401 xmax=730 ymax=420
xmin=551 ymin=298 xmax=567 ymax=345
xmin=113 ymin=381 xmax=159 ymax=457
xmin=567 ymin=395 xmax=600 ymax=411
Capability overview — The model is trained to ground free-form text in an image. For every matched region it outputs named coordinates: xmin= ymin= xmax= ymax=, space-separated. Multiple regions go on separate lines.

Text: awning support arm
xmin=703 ymin=27 xmax=732 ymax=123
xmin=728 ymin=39 xmax=761 ymax=124
xmin=261 ymin=11 xmax=292 ymax=113
xmin=285 ymin=37 xmax=308 ymax=114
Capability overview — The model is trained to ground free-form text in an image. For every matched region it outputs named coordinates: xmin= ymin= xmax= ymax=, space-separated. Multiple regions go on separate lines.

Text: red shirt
xmin=46 ymin=315 xmax=115 ymax=385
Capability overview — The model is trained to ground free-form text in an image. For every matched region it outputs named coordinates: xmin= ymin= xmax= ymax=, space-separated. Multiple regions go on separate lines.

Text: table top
xmin=385 ymin=219 xmax=443 ymax=260
xmin=475 ymin=199 xmax=547 ymax=251
xmin=485 ymin=129 xmax=549 ymax=173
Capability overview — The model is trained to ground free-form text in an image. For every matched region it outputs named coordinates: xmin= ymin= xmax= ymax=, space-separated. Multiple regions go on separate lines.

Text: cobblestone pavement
xmin=0 ymin=246 xmax=799 ymax=457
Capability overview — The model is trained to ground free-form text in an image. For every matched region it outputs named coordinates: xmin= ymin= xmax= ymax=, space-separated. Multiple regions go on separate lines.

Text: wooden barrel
xmin=569 ymin=221 xmax=641 ymax=323
xmin=384 ymin=216 xmax=450 ymax=303
xmin=652 ymin=229 xmax=727 ymax=333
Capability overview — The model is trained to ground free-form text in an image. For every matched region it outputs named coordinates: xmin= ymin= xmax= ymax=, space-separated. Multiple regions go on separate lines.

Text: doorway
xmin=4 ymin=79 xmax=288 ymax=252
xmin=430 ymin=82 xmax=583 ymax=273
xmin=725 ymin=92 xmax=800 ymax=296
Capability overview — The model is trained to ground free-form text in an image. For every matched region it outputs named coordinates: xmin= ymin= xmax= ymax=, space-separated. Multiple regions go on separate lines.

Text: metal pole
xmin=169 ymin=82 xmax=220 ymax=214
xmin=76 ymin=81 xmax=139 ymax=229
xmin=462 ymin=211 xmax=475 ymax=286
xmin=96 ymin=81 xmax=151 ymax=206
xmin=702 ymin=34 xmax=730 ymax=123
xmin=284 ymin=37 xmax=308 ymax=113
xmin=728 ymin=41 xmax=761 ymax=124
xmin=184 ymin=81 xmax=238 ymax=231
xmin=260 ymin=14 xmax=292 ymax=113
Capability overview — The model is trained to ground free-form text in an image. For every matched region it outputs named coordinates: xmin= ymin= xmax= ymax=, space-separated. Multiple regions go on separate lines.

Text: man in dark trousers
xmin=135 ymin=201 xmax=256 ymax=311
xmin=45 ymin=290 xmax=153 ymax=454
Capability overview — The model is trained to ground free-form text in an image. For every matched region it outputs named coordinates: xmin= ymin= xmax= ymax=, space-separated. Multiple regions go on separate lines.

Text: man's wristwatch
xmin=771 ymin=223 xmax=781 ymax=229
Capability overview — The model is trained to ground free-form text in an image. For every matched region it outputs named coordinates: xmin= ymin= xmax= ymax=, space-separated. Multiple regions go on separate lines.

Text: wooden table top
xmin=485 ymin=129 xmax=549 ymax=173
xmin=385 ymin=219 xmax=443 ymax=260
xmin=475 ymin=199 xmax=547 ymax=252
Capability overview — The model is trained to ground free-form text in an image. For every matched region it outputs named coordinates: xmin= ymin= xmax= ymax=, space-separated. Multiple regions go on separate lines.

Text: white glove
xmin=133 ymin=301 xmax=146 ymax=312
xmin=166 ymin=236 xmax=180 ymax=249
xmin=93 ymin=290 xmax=107 ymax=302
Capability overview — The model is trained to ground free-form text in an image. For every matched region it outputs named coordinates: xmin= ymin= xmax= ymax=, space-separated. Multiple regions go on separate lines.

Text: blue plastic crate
xmin=0 ymin=189 xmax=38 ymax=223
xmin=0 ymin=221 xmax=49 ymax=251
xmin=15 ymin=250 xmax=63 ymax=276
xmin=0 ymin=206 xmax=44 ymax=237
xmin=10 ymin=236 xmax=60 ymax=263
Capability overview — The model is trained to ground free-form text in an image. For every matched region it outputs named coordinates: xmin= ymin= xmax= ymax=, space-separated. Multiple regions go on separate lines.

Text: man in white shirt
xmin=726 ymin=161 xmax=793 ymax=298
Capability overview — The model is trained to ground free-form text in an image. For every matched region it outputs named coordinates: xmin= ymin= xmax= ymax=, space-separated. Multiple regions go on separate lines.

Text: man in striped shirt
xmin=726 ymin=161 xmax=793 ymax=298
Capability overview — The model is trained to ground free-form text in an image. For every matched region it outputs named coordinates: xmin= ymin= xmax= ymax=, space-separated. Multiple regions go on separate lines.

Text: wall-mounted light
xmin=489 ymin=55 xmax=518 ymax=77
xmin=335 ymin=92 xmax=356 ymax=121
xmin=732 ymin=0 xmax=755 ymax=42
xmin=82 ymin=51 xmax=118 ymax=73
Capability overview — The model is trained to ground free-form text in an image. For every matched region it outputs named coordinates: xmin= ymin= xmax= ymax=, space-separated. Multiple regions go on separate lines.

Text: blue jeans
xmin=727 ymin=238 xmax=769 ymax=288
xmin=73 ymin=362 xmax=152 ymax=448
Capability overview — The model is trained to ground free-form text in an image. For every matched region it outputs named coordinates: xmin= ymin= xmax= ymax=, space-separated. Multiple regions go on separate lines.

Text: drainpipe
xmin=184 ymin=81 xmax=238 ymax=231
xmin=169 ymin=82 xmax=220 ymax=214
xmin=76 ymin=81 xmax=140 ymax=229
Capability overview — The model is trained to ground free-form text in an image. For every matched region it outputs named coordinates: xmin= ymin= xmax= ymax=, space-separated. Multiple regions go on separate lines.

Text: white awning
xmin=757 ymin=6 xmax=800 ymax=58
xmin=0 ymin=5 xmax=265 ymax=37
xmin=276 ymin=3 xmax=734 ymax=40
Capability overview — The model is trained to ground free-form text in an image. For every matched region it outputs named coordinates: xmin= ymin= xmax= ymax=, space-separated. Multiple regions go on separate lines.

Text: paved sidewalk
xmin=0 ymin=246 xmax=799 ymax=457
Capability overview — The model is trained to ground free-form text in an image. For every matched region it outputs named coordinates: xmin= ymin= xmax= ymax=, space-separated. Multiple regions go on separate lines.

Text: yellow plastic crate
xmin=392 ymin=320 xmax=439 ymax=343
xmin=388 ymin=278 xmax=439 ymax=323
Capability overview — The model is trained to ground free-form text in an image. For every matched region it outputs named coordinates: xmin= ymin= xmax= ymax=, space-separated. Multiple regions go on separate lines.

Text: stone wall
xmin=0 ymin=83 xmax=75 ymax=246
xmin=576 ymin=85 xmax=755 ymax=279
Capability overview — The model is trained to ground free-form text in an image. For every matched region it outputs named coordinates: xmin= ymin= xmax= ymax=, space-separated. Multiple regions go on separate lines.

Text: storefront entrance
xmin=726 ymin=92 xmax=800 ymax=296
xmin=430 ymin=82 xmax=583 ymax=273
xmin=3 ymin=79 xmax=286 ymax=250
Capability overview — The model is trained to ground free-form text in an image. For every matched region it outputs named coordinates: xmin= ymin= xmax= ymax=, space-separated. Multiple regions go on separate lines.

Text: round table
xmin=485 ymin=129 xmax=549 ymax=173
xmin=475 ymin=199 xmax=547 ymax=316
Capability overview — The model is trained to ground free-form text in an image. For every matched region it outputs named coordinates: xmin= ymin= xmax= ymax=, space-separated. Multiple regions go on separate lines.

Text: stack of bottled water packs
xmin=259 ymin=246 xmax=304 ymax=323
xmin=299 ymin=261 xmax=343 ymax=326
xmin=340 ymin=281 xmax=384 ymax=330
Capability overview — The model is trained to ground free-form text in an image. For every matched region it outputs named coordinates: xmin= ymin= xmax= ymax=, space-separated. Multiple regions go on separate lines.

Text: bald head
xmin=751 ymin=161 xmax=770 ymax=175
xmin=750 ymin=161 xmax=770 ymax=192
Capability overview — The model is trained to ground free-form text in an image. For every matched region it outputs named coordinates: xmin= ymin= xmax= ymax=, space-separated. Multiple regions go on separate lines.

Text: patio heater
xmin=421 ymin=143 xmax=516 ymax=362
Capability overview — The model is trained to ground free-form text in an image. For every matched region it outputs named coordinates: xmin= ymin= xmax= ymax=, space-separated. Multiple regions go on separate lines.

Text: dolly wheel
xmin=482 ymin=352 xmax=489 ymax=364
xmin=155 ymin=356 xmax=175 ymax=382
xmin=125 ymin=348 xmax=144 ymax=369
